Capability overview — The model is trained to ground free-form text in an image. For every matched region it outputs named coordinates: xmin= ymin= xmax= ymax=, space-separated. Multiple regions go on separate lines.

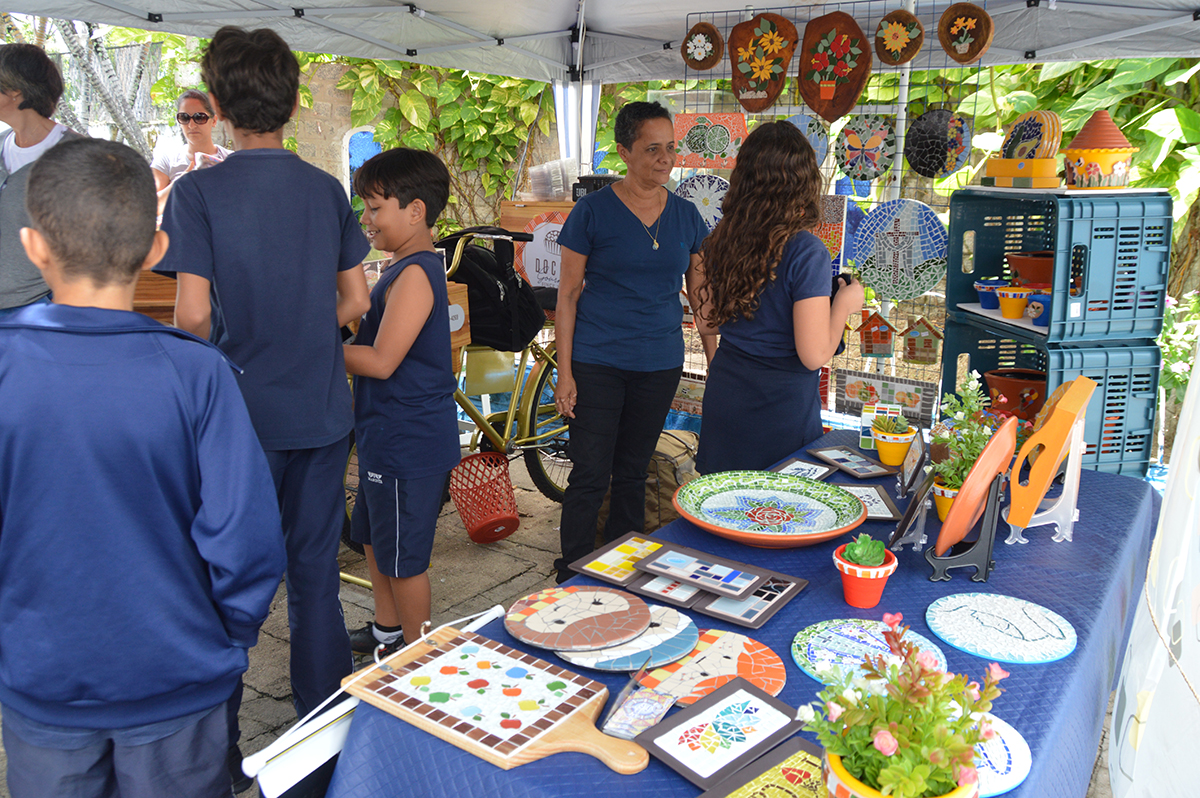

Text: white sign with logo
xmin=524 ymin=220 xmax=564 ymax=289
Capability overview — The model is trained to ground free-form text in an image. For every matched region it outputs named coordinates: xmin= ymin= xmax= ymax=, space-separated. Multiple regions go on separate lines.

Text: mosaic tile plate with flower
xmin=675 ymin=175 xmax=729 ymax=232
xmin=674 ymin=471 xmax=866 ymax=547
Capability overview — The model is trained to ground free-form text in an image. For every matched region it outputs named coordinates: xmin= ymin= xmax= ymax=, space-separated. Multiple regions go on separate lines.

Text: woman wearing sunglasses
xmin=151 ymin=90 xmax=230 ymax=212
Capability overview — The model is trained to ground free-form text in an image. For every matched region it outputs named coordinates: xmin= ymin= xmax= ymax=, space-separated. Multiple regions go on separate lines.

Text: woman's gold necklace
xmin=639 ymin=192 xmax=665 ymax=250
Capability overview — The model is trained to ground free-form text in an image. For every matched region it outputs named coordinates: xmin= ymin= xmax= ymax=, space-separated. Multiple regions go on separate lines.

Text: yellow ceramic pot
xmin=872 ymin=428 xmax=917 ymax=466
xmin=1063 ymin=148 xmax=1136 ymax=189
xmin=824 ymin=752 xmax=980 ymax=798
xmin=932 ymin=478 xmax=959 ymax=522
xmin=996 ymin=287 xmax=1032 ymax=320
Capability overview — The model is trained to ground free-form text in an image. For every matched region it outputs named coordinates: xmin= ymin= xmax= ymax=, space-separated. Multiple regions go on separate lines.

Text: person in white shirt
xmin=0 ymin=43 xmax=80 ymax=315
xmin=151 ymin=90 xmax=231 ymax=214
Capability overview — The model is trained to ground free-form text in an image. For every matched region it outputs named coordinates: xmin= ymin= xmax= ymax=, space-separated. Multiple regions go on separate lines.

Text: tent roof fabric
xmin=19 ymin=0 xmax=1200 ymax=82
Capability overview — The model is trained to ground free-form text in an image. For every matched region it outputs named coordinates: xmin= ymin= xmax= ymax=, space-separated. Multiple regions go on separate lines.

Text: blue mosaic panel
xmin=786 ymin=113 xmax=829 ymax=164
xmin=853 ymin=198 xmax=948 ymax=302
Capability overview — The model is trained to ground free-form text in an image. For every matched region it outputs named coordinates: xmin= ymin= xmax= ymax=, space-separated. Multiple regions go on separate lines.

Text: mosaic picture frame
xmin=635 ymin=678 xmax=803 ymax=789
xmin=627 ymin=571 xmax=706 ymax=609
xmin=838 ymin=484 xmax=902 ymax=521
xmin=692 ymin=573 xmax=807 ymax=630
xmin=567 ymin=531 xmax=668 ymax=586
xmin=806 ymin=445 xmax=896 ymax=479
xmin=697 ymin=736 xmax=825 ymax=798
xmin=634 ymin=545 xmax=769 ymax=598
xmin=770 ymin=457 xmax=836 ymax=481
xmin=898 ymin=423 xmax=928 ymax=499
xmin=888 ymin=469 xmax=936 ymax=548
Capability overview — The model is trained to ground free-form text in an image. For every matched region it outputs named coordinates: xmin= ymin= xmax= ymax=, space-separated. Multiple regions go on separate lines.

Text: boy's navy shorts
xmin=350 ymin=469 xmax=447 ymax=578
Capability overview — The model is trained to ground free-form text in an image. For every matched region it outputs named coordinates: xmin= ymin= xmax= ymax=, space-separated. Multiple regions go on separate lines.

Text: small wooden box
xmin=448 ymin=281 xmax=470 ymax=375
xmin=133 ymin=271 xmax=177 ymax=325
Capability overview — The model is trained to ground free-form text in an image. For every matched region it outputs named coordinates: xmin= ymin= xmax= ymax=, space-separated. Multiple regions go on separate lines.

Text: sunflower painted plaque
xmin=729 ymin=13 xmax=798 ymax=113
xmin=904 ymin=109 xmax=972 ymax=179
xmin=786 ymin=113 xmax=829 ymax=164
xmin=875 ymin=10 xmax=924 ymax=66
xmin=799 ymin=12 xmax=872 ymax=123
xmin=853 ymin=199 xmax=948 ymax=302
xmin=836 ymin=114 xmax=895 ymax=181
xmin=938 ymin=3 xmax=995 ymax=65
xmin=675 ymin=112 xmax=748 ymax=170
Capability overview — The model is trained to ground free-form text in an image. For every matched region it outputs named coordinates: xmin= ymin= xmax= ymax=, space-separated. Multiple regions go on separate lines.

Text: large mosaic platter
xmin=790 ymin=618 xmax=948 ymax=683
xmin=926 ymin=593 xmax=1077 ymax=664
xmin=853 ymin=198 xmax=948 ymax=302
xmin=673 ymin=471 xmax=866 ymax=548
xmin=505 ymin=586 xmax=652 ymax=652
xmin=674 ymin=174 xmax=729 ymax=233
xmin=975 ymin=712 xmax=1032 ymax=797
xmin=557 ymin=605 xmax=700 ymax=671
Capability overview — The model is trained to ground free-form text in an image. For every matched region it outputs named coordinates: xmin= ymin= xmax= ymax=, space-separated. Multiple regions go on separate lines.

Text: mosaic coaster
xmin=639 ymin=629 xmax=787 ymax=705
xmin=976 ymin=712 xmax=1032 ymax=797
xmin=568 ymin=532 xmax=665 ymax=586
xmin=673 ymin=470 xmax=866 ymax=549
xmin=675 ymin=174 xmax=729 ymax=232
xmin=926 ymin=593 xmax=1078 ymax=664
xmin=786 ymin=113 xmax=829 ymax=164
xmin=791 ymin=618 xmax=948 ymax=683
xmin=557 ymin=605 xmax=700 ymax=671
xmin=854 ymin=198 xmax=948 ymax=302
xmin=504 ymin=586 xmax=652 ymax=652
xmin=836 ymin=115 xmax=896 ymax=181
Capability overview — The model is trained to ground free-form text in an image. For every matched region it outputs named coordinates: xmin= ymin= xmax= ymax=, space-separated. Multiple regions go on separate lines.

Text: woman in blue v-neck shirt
xmin=551 ymin=101 xmax=711 ymax=583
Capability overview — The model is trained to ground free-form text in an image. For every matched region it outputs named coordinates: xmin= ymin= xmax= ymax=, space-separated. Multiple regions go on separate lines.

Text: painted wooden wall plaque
xmin=729 ymin=13 xmax=798 ymax=112
xmin=682 ymin=22 xmax=724 ymax=71
xmin=938 ymin=3 xmax=994 ymax=65
xmin=798 ymin=12 xmax=871 ymax=123
xmin=875 ymin=10 xmax=924 ymax=66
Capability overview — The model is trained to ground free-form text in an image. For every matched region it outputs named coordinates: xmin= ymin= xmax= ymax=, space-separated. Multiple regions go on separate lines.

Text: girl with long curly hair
xmin=693 ymin=121 xmax=864 ymax=473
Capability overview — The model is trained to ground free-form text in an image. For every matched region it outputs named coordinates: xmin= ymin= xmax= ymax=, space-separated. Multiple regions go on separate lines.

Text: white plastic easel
xmin=1004 ymin=416 xmax=1085 ymax=544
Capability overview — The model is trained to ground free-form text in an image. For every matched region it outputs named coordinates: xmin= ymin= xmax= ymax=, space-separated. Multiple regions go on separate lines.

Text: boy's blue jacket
xmin=0 ymin=303 xmax=286 ymax=729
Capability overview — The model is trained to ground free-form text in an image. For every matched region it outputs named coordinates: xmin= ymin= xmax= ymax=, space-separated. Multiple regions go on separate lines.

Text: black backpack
xmin=437 ymin=226 xmax=546 ymax=352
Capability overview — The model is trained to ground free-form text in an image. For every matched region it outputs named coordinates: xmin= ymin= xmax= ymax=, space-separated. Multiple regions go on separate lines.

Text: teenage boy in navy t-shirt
xmin=0 ymin=138 xmax=286 ymax=798
xmin=155 ymin=26 xmax=371 ymax=788
xmin=343 ymin=148 xmax=460 ymax=652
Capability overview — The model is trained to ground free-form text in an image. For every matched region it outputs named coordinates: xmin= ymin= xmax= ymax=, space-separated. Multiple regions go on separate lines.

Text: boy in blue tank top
xmin=344 ymin=148 xmax=460 ymax=652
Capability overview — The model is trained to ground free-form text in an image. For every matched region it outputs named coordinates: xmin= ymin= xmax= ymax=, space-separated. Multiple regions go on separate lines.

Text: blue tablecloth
xmin=326 ymin=429 xmax=1159 ymax=798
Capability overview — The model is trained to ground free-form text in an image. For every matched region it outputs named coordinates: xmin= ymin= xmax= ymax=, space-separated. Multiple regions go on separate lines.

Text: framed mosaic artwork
xmin=693 ymin=574 xmax=807 ymax=630
xmin=638 ymin=629 xmax=787 ymax=704
xmin=839 ymin=484 xmax=902 ymax=521
xmin=675 ymin=113 xmax=749 ymax=169
xmin=836 ymin=368 xmax=939 ymax=427
xmin=627 ymin=572 xmax=706 ymax=609
xmin=504 ymin=586 xmax=652 ymax=651
xmin=635 ymin=678 xmax=804 ymax=789
xmin=889 ymin=469 xmax=936 ymax=548
xmin=806 ymin=445 xmax=896 ymax=479
xmin=600 ymin=685 xmax=676 ymax=740
xmin=567 ymin=531 xmax=666 ymax=586
xmin=853 ymin=199 xmax=948 ymax=303
xmin=634 ymin=545 xmax=768 ymax=598
xmin=898 ymin=422 xmax=928 ymax=499
xmin=770 ymin=457 xmax=836 ymax=481
xmin=697 ymin=736 xmax=825 ymax=798
xmin=836 ymin=114 xmax=895 ymax=181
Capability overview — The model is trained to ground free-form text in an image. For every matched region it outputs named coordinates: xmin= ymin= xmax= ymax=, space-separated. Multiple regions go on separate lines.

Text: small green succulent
xmin=872 ymin=414 xmax=910 ymax=435
xmin=843 ymin=533 xmax=886 ymax=566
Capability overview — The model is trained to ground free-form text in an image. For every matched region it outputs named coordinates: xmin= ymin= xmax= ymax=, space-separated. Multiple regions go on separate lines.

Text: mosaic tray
xmin=786 ymin=113 xmax=829 ymax=164
xmin=675 ymin=174 xmax=729 ymax=232
xmin=504 ymin=586 xmax=652 ymax=652
xmin=627 ymin=572 xmax=706 ymax=609
xmin=976 ymin=712 xmax=1032 ymax=797
xmin=557 ymin=605 xmax=700 ymax=671
xmin=673 ymin=470 xmax=866 ymax=548
xmin=343 ymin=628 xmax=646 ymax=773
xmin=836 ymin=114 xmax=896 ymax=181
xmin=926 ymin=593 xmax=1078 ymax=664
xmin=790 ymin=618 xmax=948 ymax=683
xmin=639 ymin=629 xmax=787 ymax=705
xmin=854 ymin=198 xmax=948 ymax=302
xmin=567 ymin=532 xmax=664 ymax=586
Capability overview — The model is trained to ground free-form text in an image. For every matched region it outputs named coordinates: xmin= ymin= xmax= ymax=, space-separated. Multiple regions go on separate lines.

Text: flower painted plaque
xmin=682 ymin=22 xmax=724 ymax=71
xmin=938 ymin=3 xmax=995 ymax=65
xmin=798 ymin=12 xmax=872 ymax=124
xmin=875 ymin=10 xmax=924 ymax=66
xmin=729 ymin=13 xmax=798 ymax=113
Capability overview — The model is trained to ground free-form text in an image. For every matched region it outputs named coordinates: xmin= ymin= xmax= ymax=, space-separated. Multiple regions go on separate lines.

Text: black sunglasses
xmin=176 ymin=112 xmax=211 ymax=125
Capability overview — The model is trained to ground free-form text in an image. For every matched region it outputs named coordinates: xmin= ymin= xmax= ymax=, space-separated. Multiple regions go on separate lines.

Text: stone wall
xmin=282 ymin=62 xmax=361 ymax=186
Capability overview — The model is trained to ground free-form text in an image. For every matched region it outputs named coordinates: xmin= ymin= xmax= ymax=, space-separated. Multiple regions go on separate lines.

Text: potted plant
xmin=798 ymin=612 xmax=1009 ymax=798
xmin=930 ymin=372 xmax=994 ymax=521
xmin=871 ymin=414 xmax=917 ymax=466
xmin=833 ymin=534 xmax=897 ymax=609
xmin=806 ymin=28 xmax=863 ymax=99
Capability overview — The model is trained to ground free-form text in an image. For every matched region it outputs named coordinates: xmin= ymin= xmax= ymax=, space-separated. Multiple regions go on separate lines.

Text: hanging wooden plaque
xmin=937 ymin=3 xmax=994 ymax=65
xmin=682 ymin=22 xmax=724 ymax=71
xmin=875 ymin=10 xmax=924 ymax=66
xmin=797 ymin=12 xmax=871 ymax=124
xmin=729 ymin=13 xmax=798 ymax=113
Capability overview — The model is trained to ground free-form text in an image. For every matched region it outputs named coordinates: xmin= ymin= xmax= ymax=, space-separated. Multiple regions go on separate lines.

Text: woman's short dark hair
xmin=176 ymin=89 xmax=215 ymax=116
xmin=353 ymin=148 xmax=451 ymax=227
xmin=201 ymin=27 xmax=298 ymax=134
xmin=0 ymin=43 xmax=64 ymax=119
xmin=614 ymin=101 xmax=672 ymax=149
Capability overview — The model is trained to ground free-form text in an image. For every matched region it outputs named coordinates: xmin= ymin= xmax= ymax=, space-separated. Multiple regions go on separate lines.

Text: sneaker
xmin=348 ymin=623 xmax=404 ymax=656
xmin=227 ymin=744 xmax=253 ymax=794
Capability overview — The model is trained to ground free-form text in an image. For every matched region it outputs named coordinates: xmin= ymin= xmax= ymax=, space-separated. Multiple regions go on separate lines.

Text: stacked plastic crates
xmin=943 ymin=188 xmax=1172 ymax=477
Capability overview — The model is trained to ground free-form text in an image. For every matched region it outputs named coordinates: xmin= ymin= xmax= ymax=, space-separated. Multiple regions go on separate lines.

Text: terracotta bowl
xmin=1006 ymin=251 xmax=1054 ymax=285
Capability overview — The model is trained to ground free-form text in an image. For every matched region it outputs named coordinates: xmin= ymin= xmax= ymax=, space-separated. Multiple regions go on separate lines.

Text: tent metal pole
xmin=1034 ymin=14 xmax=1197 ymax=57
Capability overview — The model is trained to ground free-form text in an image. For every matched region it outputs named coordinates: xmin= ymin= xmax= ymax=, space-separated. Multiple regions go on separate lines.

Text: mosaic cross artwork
xmin=557 ymin=604 xmax=700 ymax=671
xmin=791 ymin=618 xmax=948 ymax=683
xmin=505 ymin=586 xmax=652 ymax=652
xmin=571 ymin=533 xmax=663 ymax=585
xmin=854 ymin=199 xmax=948 ymax=302
xmin=926 ymin=593 xmax=1078 ymax=664
xmin=786 ymin=113 xmax=829 ymax=163
xmin=675 ymin=174 xmax=730 ymax=232
xmin=638 ymin=629 xmax=787 ymax=704
xmin=835 ymin=115 xmax=895 ymax=181
xmin=904 ymin=109 xmax=973 ymax=179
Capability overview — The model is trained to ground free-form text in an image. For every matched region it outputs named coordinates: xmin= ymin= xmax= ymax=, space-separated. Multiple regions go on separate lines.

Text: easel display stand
xmin=891 ymin=494 xmax=930 ymax=551
xmin=1006 ymin=418 xmax=1085 ymax=544
xmin=925 ymin=473 xmax=1004 ymax=582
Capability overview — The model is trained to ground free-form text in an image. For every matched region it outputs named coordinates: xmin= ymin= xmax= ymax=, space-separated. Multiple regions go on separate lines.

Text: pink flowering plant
xmin=798 ymin=613 xmax=1008 ymax=797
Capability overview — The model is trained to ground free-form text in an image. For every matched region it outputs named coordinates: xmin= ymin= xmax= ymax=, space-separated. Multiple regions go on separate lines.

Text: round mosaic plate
xmin=790 ymin=618 xmax=948 ymax=683
xmin=976 ymin=712 xmax=1032 ymax=797
xmin=673 ymin=471 xmax=867 ymax=549
xmin=926 ymin=593 xmax=1077 ymax=664
xmin=674 ymin=174 xmax=729 ymax=233
xmin=853 ymin=198 xmax=948 ymax=302
xmin=556 ymin=604 xmax=700 ymax=671
xmin=637 ymin=629 xmax=787 ymax=705
xmin=504 ymin=585 xmax=652 ymax=652
xmin=905 ymin=109 xmax=973 ymax=179
xmin=786 ymin=113 xmax=829 ymax=164
xmin=836 ymin=115 xmax=896 ymax=181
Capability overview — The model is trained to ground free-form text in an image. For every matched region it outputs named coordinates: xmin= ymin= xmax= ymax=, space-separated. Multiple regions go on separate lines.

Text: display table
xmin=325 ymin=429 xmax=1159 ymax=798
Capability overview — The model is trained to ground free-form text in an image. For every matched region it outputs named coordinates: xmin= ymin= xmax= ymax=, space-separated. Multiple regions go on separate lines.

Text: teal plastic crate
xmin=947 ymin=188 xmax=1172 ymax=344
xmin=941 ymin=316 xmax=1159 ymax=477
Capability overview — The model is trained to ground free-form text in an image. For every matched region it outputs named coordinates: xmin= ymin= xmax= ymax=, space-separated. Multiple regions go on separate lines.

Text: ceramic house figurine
xmin=902 ymin=317 xmax=942 ymax=364
xmin=1063 ymin=110 xmax=1138 ymax=189
xmin=857 ymin=311 xmax=897 ymax=358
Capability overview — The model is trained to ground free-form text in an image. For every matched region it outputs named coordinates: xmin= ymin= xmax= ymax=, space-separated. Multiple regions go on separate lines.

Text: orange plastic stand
xmin=1004 ymin=376 xmax=1098 ymax=544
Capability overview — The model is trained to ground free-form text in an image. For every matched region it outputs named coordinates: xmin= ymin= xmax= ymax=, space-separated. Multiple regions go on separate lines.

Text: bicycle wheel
xmin=523 ymin=361 xmax=571 ymax=502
